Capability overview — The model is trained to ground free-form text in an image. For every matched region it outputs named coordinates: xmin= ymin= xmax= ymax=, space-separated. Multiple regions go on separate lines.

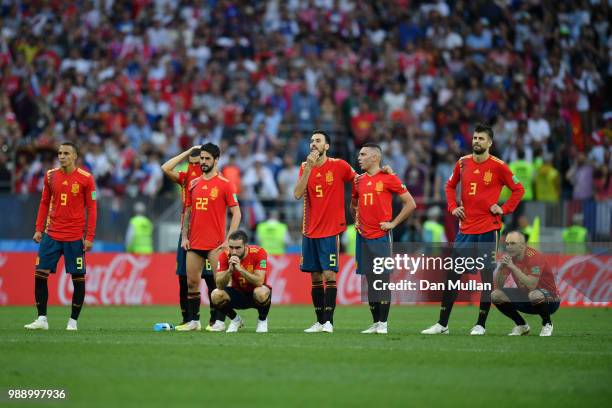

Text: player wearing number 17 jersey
xmin=176 ymin=143 xmax=241 ymax=332
xmin=351 ymin=143 xmax=416 ymax=334
xmin=25 ymin=142 xmax=97 ymax=331
xmin=294 ymin=131 xmax=356 ymax=333
xmin=422 ymin=123 xmax=525 ymax=336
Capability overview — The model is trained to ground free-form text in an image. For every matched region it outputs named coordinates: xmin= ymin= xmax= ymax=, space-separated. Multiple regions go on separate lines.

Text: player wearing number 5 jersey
xmin=352 ymin=143 xmax=416 ymax=334
xmin=26 ymin=142 xmax=97 ymax=331
xmin=176 ymin=143 xmax=241 ymax=332
xmin=294 ymin=131 xmax=356 ymax=333
xmin=422 ymin=123 xmax=524 ymax=336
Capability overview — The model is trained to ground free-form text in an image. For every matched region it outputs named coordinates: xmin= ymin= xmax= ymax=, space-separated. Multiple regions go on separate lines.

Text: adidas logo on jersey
xmin=316 ymin=173 xmax=322 ymax=177
xmin=474 ymin=169 xmax=480 ymax=174
xmin=367 ymin=181 xmax=372 ymax=186
xmin=62 ymin=181 xmax=68 ymax=185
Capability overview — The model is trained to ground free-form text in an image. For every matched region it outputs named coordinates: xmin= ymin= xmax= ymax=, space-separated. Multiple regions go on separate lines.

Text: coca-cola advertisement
xmin=0 ymin=253 xmax=609 ymax=306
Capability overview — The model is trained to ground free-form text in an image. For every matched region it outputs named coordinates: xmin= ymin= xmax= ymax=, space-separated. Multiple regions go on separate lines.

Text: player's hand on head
xmin=452 ymin=206 xmax=466 ymax=220
xmin=83 ymin=239 xmax=93 ymax=252
xmin=33 ymin=231 xmax=42 ymax=243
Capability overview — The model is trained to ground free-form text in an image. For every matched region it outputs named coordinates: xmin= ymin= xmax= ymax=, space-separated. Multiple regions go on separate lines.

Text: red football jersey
xmin=217 ymin=245 xmax=268 ymax=293
xmin=35 ymin=167 xmax=97 ymax=241
xmin=176 ymin=163 xmax=202 ymax=228
xmin=446 ymin=155 xmax=524 ymax=234
xmin=185 ymin=174 xmax=238 ymax=250
xmin=299 ymin=157 xmax=355 ymax=238
xmin=501 ymin=247 xmax=558 ymax=296
xmin=352 ymin=171 xmax=408 ymax=239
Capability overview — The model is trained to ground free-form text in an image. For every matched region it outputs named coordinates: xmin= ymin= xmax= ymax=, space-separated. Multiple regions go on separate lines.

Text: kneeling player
xmin=211 ymin=231 xmax=271 ymax=333
xmin=492 ymin=231 xmax=559 ymax=336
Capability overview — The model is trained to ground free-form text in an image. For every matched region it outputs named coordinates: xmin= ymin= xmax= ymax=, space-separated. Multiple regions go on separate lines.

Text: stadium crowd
xmin=0 ymin=0 xmax=610 ymax=230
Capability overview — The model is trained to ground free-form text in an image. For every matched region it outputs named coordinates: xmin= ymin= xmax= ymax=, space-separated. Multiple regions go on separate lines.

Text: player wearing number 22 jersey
xmin=185 ymin=175 xmax=238 ymax=251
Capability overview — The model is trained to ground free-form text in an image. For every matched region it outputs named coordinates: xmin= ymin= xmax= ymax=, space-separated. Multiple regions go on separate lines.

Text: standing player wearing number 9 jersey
xmin=25 ymin=142 xmax=97 ymax=331
xmin=294 ymin=131 xmax=356 ymax=333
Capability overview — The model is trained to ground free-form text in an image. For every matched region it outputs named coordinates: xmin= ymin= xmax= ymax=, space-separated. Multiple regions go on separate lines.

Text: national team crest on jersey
xmin=325 ymin=171 xmax=334 ymax=185
xmin=71 ymin=183 xmax=80 ymax=194
xmin=375 ymin=181 xmax=384 ymax=193
xmin=483 ymin=170 xmax=493 ymax=184
xmin=210 ymin=186 xmax=219 ymax=199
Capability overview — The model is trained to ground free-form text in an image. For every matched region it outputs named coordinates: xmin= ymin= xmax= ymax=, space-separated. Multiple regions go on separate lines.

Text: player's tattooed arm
xmin=181 ymin=207 xmax=191 ymax=250
xmin=350 ymin=196 xmax=358 ymax=219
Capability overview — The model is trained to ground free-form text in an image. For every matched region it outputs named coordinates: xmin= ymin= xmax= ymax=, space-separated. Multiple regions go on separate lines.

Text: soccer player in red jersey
xmin=162 ymin=146 xmax=224 ymax=330
xmin=294 ymin=131 xmax=356 ymax=333
xmin=25 ymin=142 xmax=97 ymax=331
xmin=492 ymin=231 xmax=559 ymax=336
xmin=176 ymin=143 xmax=241 ymax=331
xmin=422 ymin=123 xmax=525 ymax=335
xmin=211 ymin=230 xmax=272 ymax=333
xmin=351 ymin=143 xmax=416 ymax=334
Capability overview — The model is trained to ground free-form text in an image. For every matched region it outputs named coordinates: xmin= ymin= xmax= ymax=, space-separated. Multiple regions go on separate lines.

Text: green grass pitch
xmin=1 ymin=305 xmax=610 ymax=407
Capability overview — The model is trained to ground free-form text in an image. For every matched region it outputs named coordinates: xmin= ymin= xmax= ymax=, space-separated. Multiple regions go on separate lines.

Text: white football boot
xmin=539 ymin=323 xmax=553 ymax=337
xmin=304 ymin=322 xmax=324 ymax=333
xmin=361 ymin=322 xmax=379 ymax=334
xmin=226 ymin=316 xmax=244 ymax=333
xmin=469 ymin=325 xmax=486 ymax=335
xmin=421 ymin=323 xmax=449 ymax=335
xmin=508 ymin=324 xmax=530 ymax=336
xmin=24 ymin=316 xmax=48 ymax=330
xmin=255 ymin=319 xmax=268 ymax=333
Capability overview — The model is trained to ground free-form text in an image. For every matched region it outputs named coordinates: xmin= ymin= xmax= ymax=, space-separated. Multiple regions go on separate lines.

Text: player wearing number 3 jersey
xmin=26 ymin=142 xmax=97 ymax=331
xmin=422 ymin=123 xmax=524 ymax=336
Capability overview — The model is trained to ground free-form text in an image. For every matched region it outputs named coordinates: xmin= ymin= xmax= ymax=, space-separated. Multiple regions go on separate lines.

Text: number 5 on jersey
xmin=315 ymin=185 xmax=323 ymax=197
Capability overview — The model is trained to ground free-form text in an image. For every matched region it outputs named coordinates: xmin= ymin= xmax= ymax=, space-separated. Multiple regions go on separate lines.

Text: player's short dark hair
xmin=312 ymin=130 xmax=331 ymax=145
xmin=228 ymin=230 xmax=249 ymax=244
xmin=189 ymin=147 xmax=201 ymax=157
xmin=200 ymin=143 xmax=220 ymax=160
xmin=60 ymin=142 xmax=79 ymax=157
xmin=361 ymin=142 xmax=382 ymax=154
xmin=474 ymin=123 xmax=494 ymax=140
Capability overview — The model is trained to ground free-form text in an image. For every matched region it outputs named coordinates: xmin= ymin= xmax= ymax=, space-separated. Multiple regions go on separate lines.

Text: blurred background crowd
xmin=0 ymin=0 xmax=610 ymax=248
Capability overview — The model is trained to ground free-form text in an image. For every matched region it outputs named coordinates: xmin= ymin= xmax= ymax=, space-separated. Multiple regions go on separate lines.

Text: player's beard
xmin=201 ymin=164 xmax=213 ymax=174
xmin=472 ymin=145 xmax=486 ymax=155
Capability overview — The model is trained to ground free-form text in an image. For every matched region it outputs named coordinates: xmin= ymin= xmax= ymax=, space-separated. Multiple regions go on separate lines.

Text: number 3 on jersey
xmin=469 ymin=182 xmax=477 ymax=196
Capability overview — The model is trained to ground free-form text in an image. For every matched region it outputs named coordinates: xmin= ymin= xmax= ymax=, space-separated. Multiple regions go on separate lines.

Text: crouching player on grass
xmin=492 ymin=231 xmax=560 ymax=336
xmin=211 ymin=231 xmax=272 ymax=333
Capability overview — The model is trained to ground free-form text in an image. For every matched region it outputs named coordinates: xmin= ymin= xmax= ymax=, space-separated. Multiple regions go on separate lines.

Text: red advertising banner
xmin=0 ymin=253 xmax=609 ymax=306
